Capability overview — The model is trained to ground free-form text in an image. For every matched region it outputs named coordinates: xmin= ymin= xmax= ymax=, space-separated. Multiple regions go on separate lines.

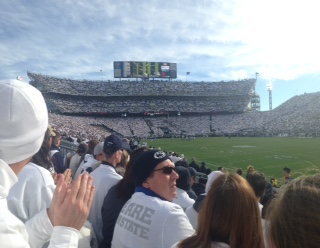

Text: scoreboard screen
xmin=113 ymin=61 xmax=177 ymax=79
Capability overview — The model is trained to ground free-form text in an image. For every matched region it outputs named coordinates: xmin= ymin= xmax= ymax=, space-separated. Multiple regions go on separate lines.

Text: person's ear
xmin=142 ymin=181 xmax=150 ymax=188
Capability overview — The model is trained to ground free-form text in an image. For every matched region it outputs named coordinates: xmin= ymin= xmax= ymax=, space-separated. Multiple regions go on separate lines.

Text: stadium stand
xmin=28 ymin=71 xmax=255 ymax=115
xmin=28 ymin=72 xmax=256 ymax=97
xmin=28 ymin=72 xmax=320 ymax=139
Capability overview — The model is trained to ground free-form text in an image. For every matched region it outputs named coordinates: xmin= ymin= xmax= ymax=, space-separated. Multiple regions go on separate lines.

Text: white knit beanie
xmin=0 ymin=79 xmax=48 ymax=164
xmin=205 ymin=171 xmax=224 ymax=194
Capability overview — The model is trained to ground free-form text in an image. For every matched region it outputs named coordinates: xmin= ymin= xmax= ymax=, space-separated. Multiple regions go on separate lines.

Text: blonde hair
xmin=266 ymin=175 xmax=320 ymax=248
xmin=247 ymin=165 xmax=254 ymax=173
xmin=117 ymin=149 xmax=129 ymax=168
xmin=178 ymin=173 xmax=264 ymax=248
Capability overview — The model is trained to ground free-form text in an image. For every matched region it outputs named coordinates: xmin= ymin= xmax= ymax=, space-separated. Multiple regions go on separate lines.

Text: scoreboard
xmin=114 ymin=61 xmax=177 ymax=79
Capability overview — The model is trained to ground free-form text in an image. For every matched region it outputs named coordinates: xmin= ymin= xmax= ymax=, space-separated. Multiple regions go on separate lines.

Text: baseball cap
xmin=103 ymin=134 xmax=126 ymax=155
xmin=77 ymin=143 xmax=88 ymax=154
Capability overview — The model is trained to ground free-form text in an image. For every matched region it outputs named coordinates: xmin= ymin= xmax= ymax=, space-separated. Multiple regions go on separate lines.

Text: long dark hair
xmin=115 ymin=147 xmax=149 ymax=200
xmin=31 ymin=128 xmax=53 ymax=171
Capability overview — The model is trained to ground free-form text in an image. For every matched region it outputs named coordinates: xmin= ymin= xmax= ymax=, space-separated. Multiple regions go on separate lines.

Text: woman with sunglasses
xmin=173 ymin=173 xmax=265 ymax=248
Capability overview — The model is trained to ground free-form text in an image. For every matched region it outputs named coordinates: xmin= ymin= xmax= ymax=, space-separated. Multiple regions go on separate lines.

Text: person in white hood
xmin=0 ymin=79 xmax=95 ymax=248
xmin=185 ymin=171 xmax=224 ymax=229
xmin=7 ymin=127 xmax=97 ymax=248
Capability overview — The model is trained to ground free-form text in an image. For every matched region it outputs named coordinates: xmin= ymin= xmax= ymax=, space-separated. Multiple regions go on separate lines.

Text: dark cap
xmin=121 ymin=140 xmax=132 ymax=154
xmin=103 ymin=134 xmax=125 ymax=155
xmin=188 ymin=167 xmax=197 ymax=178
xmin=175 ymin=166 xmax=191 ymax=191
xmin=283 ymin=167 xmax=291 ymax=173
xmin=77 ymin=143 xmax=88 ymax=154
xmin=132 ymin=150 xmax=171 ymax=186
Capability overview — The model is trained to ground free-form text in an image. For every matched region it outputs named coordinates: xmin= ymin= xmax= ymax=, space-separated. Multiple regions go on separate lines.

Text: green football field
xmin=142 ymin=137 xmax=320 ymax=186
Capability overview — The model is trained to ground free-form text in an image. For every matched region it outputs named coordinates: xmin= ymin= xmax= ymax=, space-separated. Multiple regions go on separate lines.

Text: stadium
xmin=28 ymin=67 xmax=320 ymax=183
xmin=5 ymin=2 xmax=320 ymax=246
xmin=28 ymin=69 xmax=320 ymax=139
xmin=28 ymin=70 xmax=260 ymax=138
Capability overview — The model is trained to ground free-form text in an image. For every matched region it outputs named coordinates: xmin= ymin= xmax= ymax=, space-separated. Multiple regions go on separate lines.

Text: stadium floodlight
xmin=253 ymin=72 xmax=259 ymax=95
xmin=267 ymin=82 xmax=273 ymax=110
xmin=186 ymin=72 xmax=190 ymax=82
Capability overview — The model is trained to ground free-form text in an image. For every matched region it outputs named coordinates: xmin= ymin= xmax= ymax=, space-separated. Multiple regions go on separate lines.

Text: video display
xmin=114 ymin=61 xmax=177 ymax=79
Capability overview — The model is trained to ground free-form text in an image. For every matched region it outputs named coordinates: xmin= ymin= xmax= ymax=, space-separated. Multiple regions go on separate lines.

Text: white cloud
xmin=1 ymin=0 xmax=320 ymax=82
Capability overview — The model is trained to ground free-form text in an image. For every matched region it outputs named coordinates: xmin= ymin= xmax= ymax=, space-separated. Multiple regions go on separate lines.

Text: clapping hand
xmin=48 ymin=172 xmax=95 ymax=230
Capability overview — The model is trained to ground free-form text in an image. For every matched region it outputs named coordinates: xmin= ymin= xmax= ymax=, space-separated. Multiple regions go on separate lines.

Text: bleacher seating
xmin=27 ymin=72 xmax=320 ymax=140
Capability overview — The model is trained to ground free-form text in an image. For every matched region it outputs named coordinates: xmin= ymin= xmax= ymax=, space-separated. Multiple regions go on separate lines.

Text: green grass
xmin=142 ymin=137 xmax=320 ymax=185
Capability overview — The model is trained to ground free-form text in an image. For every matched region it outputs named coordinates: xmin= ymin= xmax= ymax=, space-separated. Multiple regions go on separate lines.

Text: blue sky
xmin=1 ymin=0 xmax=320 ymax=111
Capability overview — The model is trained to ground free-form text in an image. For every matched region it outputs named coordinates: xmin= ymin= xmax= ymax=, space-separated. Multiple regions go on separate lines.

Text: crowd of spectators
xmin=212 ymin=92 xmax=320 ymax=136
xmin=28 ymin=72 xmax=256 ymax=120
xmin=168 ymin=116 xmax=211 ymax=136
xmin=4 ymin=79 xmax=320 ymax=248
xmin=28 ymin=71 xmax=256 ymax=97
xmin=32 ymin=70 xmax=320 ymax=139
xmin=49 ymin=114 xmax=110 ymax=141
xmin=44 ymin=94 xmax=251 ymax=114
xmin=48 ymin=90 xmax=320 ymax=140
xmin=48 ymin=114 xmax=212 ymax=140
xmin=128 ymin=117 xmax=154 ymax=138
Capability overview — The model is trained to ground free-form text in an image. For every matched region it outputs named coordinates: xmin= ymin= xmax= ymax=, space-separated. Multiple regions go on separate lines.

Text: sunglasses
xmin=153 ymin=166 xmax=176 ymax=175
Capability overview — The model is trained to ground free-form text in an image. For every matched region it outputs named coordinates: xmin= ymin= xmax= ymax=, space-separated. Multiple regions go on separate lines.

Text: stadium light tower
xmin=186 ymin=72 xmax=190 ymax=82
xmin=254 ymin=72 xmax=259 ymax=93
xmin=267 ymin=82 xmax=273 ymax=110
xmin=255 ymin=72 xmax=259 ymax=87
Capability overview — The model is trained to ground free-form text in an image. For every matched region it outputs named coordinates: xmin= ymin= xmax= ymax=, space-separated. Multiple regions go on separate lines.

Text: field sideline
xmin=142 ymin=137 xmax=320 ymax=185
